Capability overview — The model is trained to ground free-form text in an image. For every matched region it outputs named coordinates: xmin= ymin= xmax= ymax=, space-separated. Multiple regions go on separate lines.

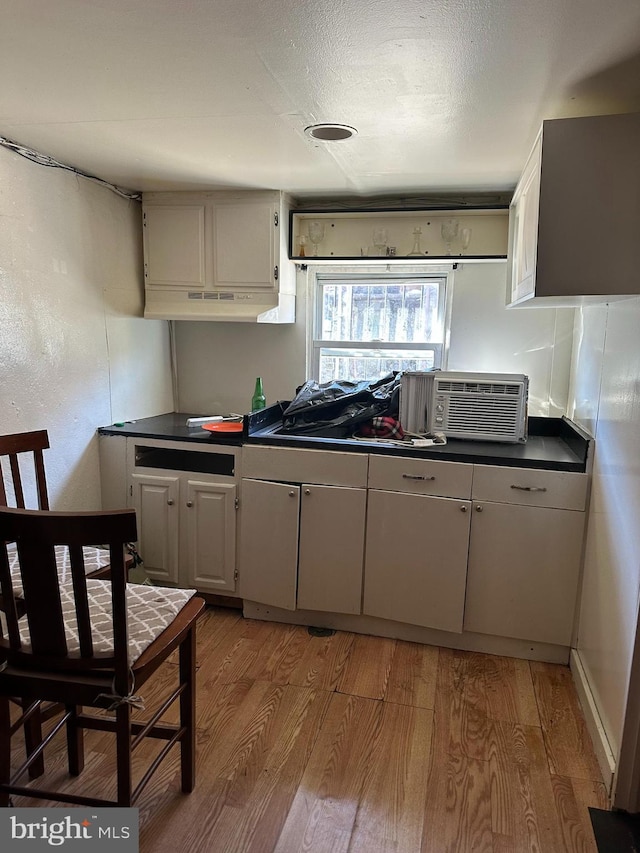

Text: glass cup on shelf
xmin=440 ymin=218 xmax=459 ymax=255
xmin=307 ymin=221 xmax=326 ymax=256
xmin=408 ymin=227 xmax=423 ymax=256
xmin=460 ymin=227 xmax=472 ymax=255
xmin=372 ymin=226 xmax=388 ymax=256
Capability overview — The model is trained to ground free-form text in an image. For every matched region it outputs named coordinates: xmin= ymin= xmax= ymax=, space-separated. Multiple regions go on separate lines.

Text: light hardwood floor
xmin=12 ymin=607 xmax=609 ymax=852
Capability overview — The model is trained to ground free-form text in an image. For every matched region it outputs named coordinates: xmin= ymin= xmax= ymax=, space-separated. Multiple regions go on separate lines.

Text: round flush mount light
xmin=304 ymin=123 xmax=358 ymax=141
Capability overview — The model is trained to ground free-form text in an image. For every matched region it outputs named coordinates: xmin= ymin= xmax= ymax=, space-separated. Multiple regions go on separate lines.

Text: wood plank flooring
xmin=10 ymin=607 xmax=609 ymax=852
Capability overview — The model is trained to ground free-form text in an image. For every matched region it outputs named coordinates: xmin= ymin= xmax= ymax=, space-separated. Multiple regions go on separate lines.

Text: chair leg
xmin=115 ymin=703 xmax=133 ymax=806
xmin=65 ymin=705 xmax=85 ymax=776
xmin=22 ymin=699 xmax=45 ymax=779
xmin=0 ymin=697 xmax=11 ymax=807
xmin=179 ymin=626 xmax=196 ymax=793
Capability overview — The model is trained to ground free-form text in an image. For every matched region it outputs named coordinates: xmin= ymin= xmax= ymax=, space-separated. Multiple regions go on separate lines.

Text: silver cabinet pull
xmin=402 ymin=474 xmax=436 ymax=481
xmin=510 ymin=485 xmax=547 ymax=492
xmin=460 ymin=505 xmax=467 ymax=512
xmin=186 ymin=500 xmax=194 ymax=507
xmin=167 ymin=499 xmax=174 ymax=506
xmin=475 ymin=505 xmax=483 ymax=512
xmin=288 ymin=490 xmax=296 ymax=497
xmin=304 ymin=488 xmax=311 ymax=495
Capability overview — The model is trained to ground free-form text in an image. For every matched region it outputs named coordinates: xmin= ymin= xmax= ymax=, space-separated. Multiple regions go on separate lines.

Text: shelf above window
xmin=290 ymin=206 xmax=509 ymax=263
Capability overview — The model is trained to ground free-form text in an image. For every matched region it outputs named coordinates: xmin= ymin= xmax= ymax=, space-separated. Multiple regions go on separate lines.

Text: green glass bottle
xmin=251 ymin=377 xmax=266 ymax=411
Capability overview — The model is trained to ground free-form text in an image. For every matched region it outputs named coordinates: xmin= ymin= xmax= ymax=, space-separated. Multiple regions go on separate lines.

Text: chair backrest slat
xmin=19 ymin=540 xmax=69 ymax=658
xmin=0 ymin=507 xmax=137 ymax=681
xmin=69 ymin=543 xmax=94 ymax=658
xmin=0 ymin=431 xmax=50 ymax=511
xmin=9 ymin=456 xmax=25 ymax=507
xmin=0 ymin=546 xmax=22 ymax=648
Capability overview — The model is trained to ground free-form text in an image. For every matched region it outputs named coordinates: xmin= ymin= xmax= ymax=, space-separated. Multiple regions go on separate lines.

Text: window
xmin=312 ymin=272 xmax=448 ymax=383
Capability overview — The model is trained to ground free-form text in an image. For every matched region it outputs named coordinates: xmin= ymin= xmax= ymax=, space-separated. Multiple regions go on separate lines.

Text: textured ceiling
xmin=2 ymin=0 xmax=640 ymax=198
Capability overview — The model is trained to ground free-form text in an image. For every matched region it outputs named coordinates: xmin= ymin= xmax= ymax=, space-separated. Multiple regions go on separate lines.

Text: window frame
xmin=307 ymin=265 xmax=453 ymax=382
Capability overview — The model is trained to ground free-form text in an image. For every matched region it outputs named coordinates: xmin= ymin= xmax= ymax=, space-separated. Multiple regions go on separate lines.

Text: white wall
xmin=448 ymin=263 xmax=575 ymax=416
xmin=0 ymin=146 xmax=173 ymax=510
xmin=175 ymin=262 xmax=573 ymax=418
xmin=568 ymin=297 xmax=640 ymax=763
xmin=174 ymin=267 xmax=308 ymax=414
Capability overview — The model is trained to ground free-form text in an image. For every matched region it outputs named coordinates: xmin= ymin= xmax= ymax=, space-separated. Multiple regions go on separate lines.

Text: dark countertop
xmin=98 ymin=413 xmax=245 ymax=446
xmin=99 ymin=409 xmax=592 ymax=473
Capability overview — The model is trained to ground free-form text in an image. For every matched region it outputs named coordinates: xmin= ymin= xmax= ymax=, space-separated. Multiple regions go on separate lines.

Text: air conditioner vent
xmin=437 ymin=380 xmax=522 ymax=396
xmin=400 ymin=370 xmax=529 ymax=443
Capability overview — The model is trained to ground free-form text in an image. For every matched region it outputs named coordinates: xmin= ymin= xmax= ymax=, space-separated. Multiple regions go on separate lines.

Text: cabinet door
xmin=509 ymin=134 xmax=541 ymax=303
xmin=464 ymin=502 xmax=585 ymax=645
xmin=130 ymin=473 xmax=180 ymax=584
xmin=213 ymin=201 xmax=276 ymax=289
xmin=297 ymin=485 xmax=366 ymax=615
xmin=238 ymin=479 xmax=299 ymax=610
xmin=143 ymin=205 xmax=206 ymax=288
xmin=184 ymin=479 xmax=237 ymax=594
xmin=363 ymin=490 xmax=471 ymax=633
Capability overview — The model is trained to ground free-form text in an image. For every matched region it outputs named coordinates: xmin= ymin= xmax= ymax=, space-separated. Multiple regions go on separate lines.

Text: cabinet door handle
xmin=402 ymin=474 xmax=436 ymax=481
xmin=288 ymin=490 xmax=296 ymax=497
xmin=167 ymin=499 xmax=174 ymax=506
xmin=510 ymin=485 xmax=547 ymax=492
xmin=475 ymin=504 xmax=483 ymax=512
xmin=460 ymin=505 xmax=467 ymax=512
xmin=304 ymin=488 xmax=311 ymax=495
xmin=186 ymin=500 xmax=194 ymax=507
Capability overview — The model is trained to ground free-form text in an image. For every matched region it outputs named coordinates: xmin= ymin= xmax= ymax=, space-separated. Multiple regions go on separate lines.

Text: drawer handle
xmin=402 ymin=474 xmax=436 ymax=481
xmin=510 ymin=485 xmax=547 ymax=493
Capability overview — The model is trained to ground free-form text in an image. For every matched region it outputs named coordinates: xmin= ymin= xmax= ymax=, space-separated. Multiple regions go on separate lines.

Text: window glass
xmin=313 ymin=275 xmax=447 ymax=382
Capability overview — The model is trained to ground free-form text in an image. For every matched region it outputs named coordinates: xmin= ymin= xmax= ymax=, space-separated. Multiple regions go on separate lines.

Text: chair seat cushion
xmin=6 ymin=543 xmax=110 ymax=598
xmin=17 ymin=580 xmax=197 ymax=665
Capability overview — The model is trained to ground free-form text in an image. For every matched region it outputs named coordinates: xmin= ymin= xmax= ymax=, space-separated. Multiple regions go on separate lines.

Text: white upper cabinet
xmin=507 ymin=112 xmax=640 ymax=306
xmin=213 ymin=199 xmax=276 ymax=289
xmin=143 ymin=190 xmax=295 ymax=323
xmin=143 ymin=204 xmax=206 ymax=289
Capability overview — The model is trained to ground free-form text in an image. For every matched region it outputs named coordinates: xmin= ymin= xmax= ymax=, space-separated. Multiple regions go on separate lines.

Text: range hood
xmin=144 ymin=288 xmax=296 ymax=323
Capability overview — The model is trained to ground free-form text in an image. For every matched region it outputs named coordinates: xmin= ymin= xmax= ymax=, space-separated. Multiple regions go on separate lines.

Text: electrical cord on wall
xmin=0 ymin=135 xmax=141 ymax=200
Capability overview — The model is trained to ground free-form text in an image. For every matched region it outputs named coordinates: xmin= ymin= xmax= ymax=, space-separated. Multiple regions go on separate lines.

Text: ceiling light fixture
xmin=304 ymin=123 xmax=358 ymax=141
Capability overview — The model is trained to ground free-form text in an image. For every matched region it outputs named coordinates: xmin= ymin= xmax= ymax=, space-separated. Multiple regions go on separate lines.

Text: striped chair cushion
xmin=17 ymin=579 xmax=197 ymax=666
xmin=6 ymin=542 xmax=111 ymax=598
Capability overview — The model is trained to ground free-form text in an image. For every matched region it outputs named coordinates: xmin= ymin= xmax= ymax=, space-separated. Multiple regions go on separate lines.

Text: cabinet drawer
xmin=367 ymin=455 xmax=473 ymax=499
xmin=242 ymin=445 xmax=368 ymax=487
xmin=472 ymin=465 xmax=588 ymax=510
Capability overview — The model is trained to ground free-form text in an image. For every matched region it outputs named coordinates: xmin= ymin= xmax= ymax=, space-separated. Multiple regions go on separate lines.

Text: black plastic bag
xmin=281 ymin=373 xmax=402 ymax=436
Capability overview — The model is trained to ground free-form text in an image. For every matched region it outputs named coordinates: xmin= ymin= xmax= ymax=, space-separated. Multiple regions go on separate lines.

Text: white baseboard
xmin=243 ymin=601 xmax=571 ymax=664
xmin=570 ymin=648 xmax=616 ymax=796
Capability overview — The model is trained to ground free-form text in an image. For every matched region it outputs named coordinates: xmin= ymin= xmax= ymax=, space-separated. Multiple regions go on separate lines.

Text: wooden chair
xmin=0 ymin=506 xmax=205 ymax=807
xmin=0 ymin=429 xmax=126 ymax=777
xmin=0 ymin=429 xmax=123 ymax=584
xmin=0 ymin=429 xmax=50 ymax=510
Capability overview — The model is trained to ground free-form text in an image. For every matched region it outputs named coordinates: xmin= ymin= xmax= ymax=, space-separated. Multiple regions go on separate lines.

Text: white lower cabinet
xmin=297 ymin=484 xmax=366 ymax=615
xmin=184 ymin=479 xmax=237 ymax=593
xmin=462 ymin=464 xmax=588 ymax=645
xmin=238 ymin=478 xmax=366 ymax=614
xmin=127 ymin=439 xmax=239 ymax=595
xmin=238 ymin=478 xmax=300 ymax=610
xmin=131 ymin=472 xmax=237 ymax=594
xmin=238 ymin=445 xmax=369 ymax=614
xmin=130 ymin=473 xmax=180 ymax=585
xmin=236 ymin=443 xmax=589 ymax=648
xmin=363 ymin=490 xmax=472 ymax=633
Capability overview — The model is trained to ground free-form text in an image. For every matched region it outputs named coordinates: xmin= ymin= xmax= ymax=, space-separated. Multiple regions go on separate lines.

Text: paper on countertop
xmin=186 ymin=415 xmax=243 ymax=427
xmin=186 ymin=416 xmax=223 ymax=427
